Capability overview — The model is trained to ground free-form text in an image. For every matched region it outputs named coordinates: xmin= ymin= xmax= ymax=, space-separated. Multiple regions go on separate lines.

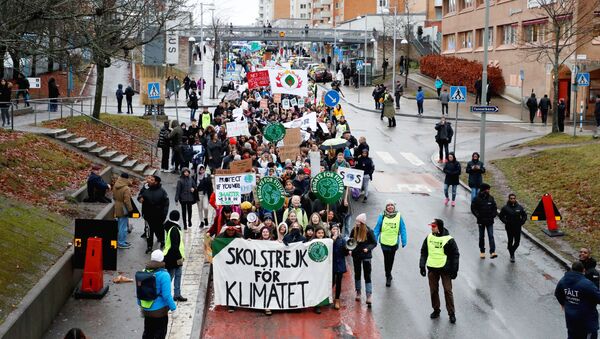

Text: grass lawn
xmin=0 ymin=195 xmax=72 ymax=323
xmin=491 ymin=143 xmax=600 ymax=256
xmin=520 ymin=132 xmax=598 ymax=147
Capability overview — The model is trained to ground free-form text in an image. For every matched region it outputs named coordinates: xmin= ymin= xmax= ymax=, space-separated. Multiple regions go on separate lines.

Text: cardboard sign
xmin=230 ymin=158 xmax=253 ymax=173
xmin=260 ymin=99 xmax=269 ymax=110
xmin=247 ymin=70 xmax=270 ymax=89
xmin=282 ymin=98 xmax=290 ymax=110
xmin=273 ymin=93 xmax=282 ymax=104
xmin=279 ymin=146 xmax=300 ymax=162
xmin=283 ymin=128 xmax=302 ymax=146
xmin=318 ymin=122 xmax=329 ymax=134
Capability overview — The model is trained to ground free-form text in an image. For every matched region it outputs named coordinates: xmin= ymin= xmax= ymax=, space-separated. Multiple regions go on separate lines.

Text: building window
xmin=300 ymin=13 xmax=306 ymax=18
xmin=379 ymin=0 xmax=389 ymax=7
xmin=444 ymin=34 xmax=456 ymax=51
xmin=460 ymin=30 xmax=473 ymax=48
xmin=300 ymin=4 xmax=305 ymax=9
xmin=500 ymin=24 xmax=517 ymax=45
xmin=476 ymin=27 xmax=493 ymax=47
xmin=556 ymin=17 xmax=572 ymax=40
xmin=444 ymin=0 xmax=457 ymax=14
xmin=459 ymin=0 xmax=473 ymax=10
xmin=523 ymin=20 xmax=547 ymax=43
xmin=335 ymin=2 xmax=339 ymax=9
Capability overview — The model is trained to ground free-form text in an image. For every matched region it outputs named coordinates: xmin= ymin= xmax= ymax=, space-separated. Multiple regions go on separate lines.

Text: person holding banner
xmin=350 ymin=213 xmax=377 ymax=307
xmin=373 ymin=200 xmax=408 ymax=287
xmin=276 ymin=222 xmax=288 ymax=243
xmin=283 ymin=222 xmax=306 ymax=245
xmin=282 ymin=195 xmax=309 ymax=228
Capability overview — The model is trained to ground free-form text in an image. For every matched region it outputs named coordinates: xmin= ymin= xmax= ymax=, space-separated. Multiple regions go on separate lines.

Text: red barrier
xmin=74 ymin=237 xmax=109 ymax=299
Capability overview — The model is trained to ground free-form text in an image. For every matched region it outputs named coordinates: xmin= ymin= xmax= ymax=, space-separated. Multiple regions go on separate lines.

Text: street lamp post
xmin=480 ymin=0 xmax=490 ymax=163
xmin=401 ymin=38 xmax=408 ymax=88
xmin=364 ymin=16 xmax=368 ymax=87
xmin=390 ymin=7 xmax=398 ymax=100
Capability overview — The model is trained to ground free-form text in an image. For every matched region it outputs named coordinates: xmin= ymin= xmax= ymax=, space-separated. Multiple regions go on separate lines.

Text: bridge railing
xmin=182 ymin=26 xmax=373 ymax=43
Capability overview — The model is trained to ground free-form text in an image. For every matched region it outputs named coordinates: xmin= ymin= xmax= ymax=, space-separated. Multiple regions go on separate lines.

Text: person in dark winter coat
xmin=193 ymin=164 xmax=213 ymax=228
xmin=85 ymin=164 xmax=111 ymax=203
xmin=124 ymin=85 xmax=135 ymax=114
xmin=498 ymin=194 xmax=527 ymax=262
xmin=48 ymin=77 xmax=60 ymax=112
xmin=442 ymin=152 xmax=461 ymax=206
xmin=579 ymin=248 xmax=600 ymax=289
xmin=474 ymin=77 xmax=482 ymax=104
xmin=557 ymin=98 xmax=566 ymax=132
xmin=538 ymin=94 xmax=552 ymax=125
xmin=554 ymin=261 xmax=600 ymax=339
xmin=157 ymin=121 xmax=171 ymax=172
xmin=526 ymin=92 xmax=538 ymax=123
xmin=163 ymin=210 xmax=187 ymax=302
xmin=175 ymin=168 xmax=196 ymax=229
xmin=355 ymin=148 xmax=374 ymax=202
xmin=350 ymin=213 xmax=377 ymax=307
xmin=183 ymin=75 xmax=191 ymax=99
xmin=420 ymin=219 xmax=459 ymax=324
xmin=471 ymin=183 xmax=497 ymax=259
xmin=0 ymin=79 xmax=11 ymax=126
xmin=116 ymin=84 xmax=124 ymax=113
xmin=466 ymin=152 xmax=486 ymax=201
xmin=435 ymin=117 xmax=453 ymax=162
xmin=282 ymin=222 xmax=306 ymax=245
xmin=206 ymin=133 xmax=225 ymax=171
xmin=169 ymin=120 xmax=185 ymax=172
xmin=138 ymin=175 xmax=170 ymax=254
xmin=188 ymin=90 xmax=199 ymax=121
xmin=330 ymin=224 xmax=347 ymax=310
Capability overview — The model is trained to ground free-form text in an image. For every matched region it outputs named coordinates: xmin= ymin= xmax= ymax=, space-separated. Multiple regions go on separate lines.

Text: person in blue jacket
xmin=138 ymin=250 xmax=177 ymax=339
xmin=374 ymin=200 xmax=407 ymax=287
xmin=331 ymin=224 xmax=348 ymax=310
xmin=555 ymin=261 xmax=600 ymax=339
xmin=416 ymin=86 xmax=425 ymax=116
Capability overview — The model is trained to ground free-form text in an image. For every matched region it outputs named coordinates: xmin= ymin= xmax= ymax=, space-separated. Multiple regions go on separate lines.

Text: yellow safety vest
xmin=201 ymin=113 xmax=211 ymax=129
xmin=163 ymin=226 xmax=185 ymax=260
xmin=426 ymin=233 xmax=452 ymax=268
xmin=380 ymin=214 xmax=401 ymax=246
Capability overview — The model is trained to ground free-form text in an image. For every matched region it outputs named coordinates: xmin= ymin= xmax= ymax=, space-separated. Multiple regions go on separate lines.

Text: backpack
xmin=135 ymin=269 xmax=160 ymax=305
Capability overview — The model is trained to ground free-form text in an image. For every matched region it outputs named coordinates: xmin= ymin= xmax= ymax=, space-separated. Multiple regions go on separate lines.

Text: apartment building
xmin=290 ymin=0 xmax=312 ymax=20
xmin=441 ymin=0 xmax=599 ymax=116
xmin=311 ymin=0 xmax=407 ymax=27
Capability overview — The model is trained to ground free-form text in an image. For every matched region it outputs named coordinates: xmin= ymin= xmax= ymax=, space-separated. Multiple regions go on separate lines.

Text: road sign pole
xmin=453 ymin=102 xmax=459 ymax=152
xmin=175 ymin=90 xmax=179 ymax=123
xmin=574 ymin=87 xmax=579 ymax=136
xmin=480 ymin=0 xmax=490 ymax=164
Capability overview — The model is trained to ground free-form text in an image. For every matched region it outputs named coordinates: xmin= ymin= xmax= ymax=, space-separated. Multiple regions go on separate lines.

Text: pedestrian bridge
xmin=184 ymin=26 xmax=374 ymax=44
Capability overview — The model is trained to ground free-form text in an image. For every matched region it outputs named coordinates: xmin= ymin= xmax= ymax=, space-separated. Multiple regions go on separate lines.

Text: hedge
xmin=420 ymin=55 xmax=506 ymax=95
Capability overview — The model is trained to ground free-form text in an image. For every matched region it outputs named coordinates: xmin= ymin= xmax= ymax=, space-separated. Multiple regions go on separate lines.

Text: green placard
xmin=263 ymin=122 xmax=286 ymax=143
xmin=257 ymin=176 xmax=285 ymax=211
xmin=310 ymin=171 xmax=344 ymax=204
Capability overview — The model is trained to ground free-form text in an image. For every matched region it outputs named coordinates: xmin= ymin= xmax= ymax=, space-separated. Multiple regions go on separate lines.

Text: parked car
xmin=310 ymin=66 xmax=333 ymax=83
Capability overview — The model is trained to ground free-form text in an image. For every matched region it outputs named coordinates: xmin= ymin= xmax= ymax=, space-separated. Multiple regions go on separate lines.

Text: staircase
xmin=46 ymin=128 xmax=157 ymax=177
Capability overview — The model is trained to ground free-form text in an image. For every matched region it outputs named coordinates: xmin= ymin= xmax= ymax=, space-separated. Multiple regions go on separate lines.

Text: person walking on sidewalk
xmin=116 ymin=84 xmax=124 ymax=113
xmin=466 ymin=152 xmax=486 ymax=201
xmin=471 ymin=183 xmax=497 ymax=259
xmin=383 ymin=91 xmax=396 ymax=127
xmin=0 ymin=79 xmax=11 ymax=127
xmin=183 ymin=75 xmax=191 ymax=100
xmin=435 ymin=76 xmax=444 ymax=98
xmin=526 ymin=92 xmax=538 ymax=124
xmin=442 ymin=152 xmax=461 ymax=207
xmin=137 ymin=250 xmax=177 ymax=339
xmin=394 ymin=80 xmax=403 ymax=109
xmin=138 ymin=175 xmax=170 ymax=254
xmin=157 ymin=121 xmax=171 ymax=172
xmin=439 ymin=88 xmax=450 ymax=115
xmin=113 ymin=172 xmax=133 ymax=249
xmin=188 ymin=90 xmax=199 ymax=121
xmin=193 ymin=164 xmax=213 ymax=228
xmin=595 ymin=96 xmax=600 ymax=138
xmin=373 ymin=200 xmax=407 ymax=287
xmin=435 ymin=117 xmax=453 ymax=163
xmin=557 ymin=98 xmax=566 ymax=132
xmin=498 ymin=193 xmax=527 ymax=263
xmin=419 ymin=219 xmax=459 ymax=324
xmin=169 ymin=120 xmax=185 ymax=173
xmin=382 ymin=59 xmax=389 ymax=80
xmin=474 ymin=77 xmax=482 ymax=105
xmin=175 ymin=168 xmax=196 ymax=230
xmin=538 ymin=94 xmax=552 ymax=125
xmin=125 ymin=85 xmax=135 ymax=114
xmin=416 ymin=86 xmax=425 ymax=116
xmin=350 ymin=213 xmax=377 ymax=307
xmin=48 ymin=77 xmax=60 ymax=112
xmin=163 ymin=210 xmax=187 ymax=302
xmin=373 ymin=85 xmax=383 ymax=110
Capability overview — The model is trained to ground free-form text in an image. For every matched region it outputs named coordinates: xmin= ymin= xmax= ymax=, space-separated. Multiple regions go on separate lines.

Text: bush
xmin=420 ymin=55 xmax=505 ymax=95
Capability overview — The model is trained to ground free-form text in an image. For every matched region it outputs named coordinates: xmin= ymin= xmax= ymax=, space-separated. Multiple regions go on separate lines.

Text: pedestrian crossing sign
xmin=356 ymin=60 xmax=364 ymax=71
xmin=148 ymin=82 xmax=160 ymax=99
xmin=449 ymin=86 xmax=467 ymax=103
xmin=226 ymin=62 xmax=236 ymax=73
xmin=576 ymin=73 xmax=590 ymax=87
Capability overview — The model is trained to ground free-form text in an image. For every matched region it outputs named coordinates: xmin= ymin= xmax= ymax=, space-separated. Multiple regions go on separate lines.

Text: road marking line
xmin=397 ymin=184 xmax=432 ymax=194
xmin=400 ymin=152 xmax=425 ymax=166
xmin=376 ymin=151 xmax=398 ymax=164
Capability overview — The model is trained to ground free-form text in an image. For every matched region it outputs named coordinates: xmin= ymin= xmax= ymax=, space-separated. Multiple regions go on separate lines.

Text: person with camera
xmin=419 ymin=219 xmax=460 ymax=324
xmin=373 ymin=200 xmax=407 ymax=287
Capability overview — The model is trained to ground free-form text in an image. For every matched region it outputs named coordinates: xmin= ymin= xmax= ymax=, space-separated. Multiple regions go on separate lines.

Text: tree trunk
xmin=10 ymin=50 xmax=20 ymax=79
xmin=93 ymin=63 xmax=104 ymax=119
xmin=552 ymin=62 xmax=560 ymax=133
xmin=0 ymin=45 xmax=5 ymax=79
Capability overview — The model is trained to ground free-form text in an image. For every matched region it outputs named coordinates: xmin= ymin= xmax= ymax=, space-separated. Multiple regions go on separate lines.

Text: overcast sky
xmin=189 ymin=0 xmax=259 ymax=26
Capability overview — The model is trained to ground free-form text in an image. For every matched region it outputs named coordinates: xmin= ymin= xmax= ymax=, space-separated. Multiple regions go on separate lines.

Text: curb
xmin=430 ymin=153 xmax=571 ymax=270
xmin=190 ymin=263 xmax=212 ymax=339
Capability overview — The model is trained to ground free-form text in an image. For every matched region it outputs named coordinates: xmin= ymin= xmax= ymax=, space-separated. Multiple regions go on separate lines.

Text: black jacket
xmin=526 ymin=96 xmax=538 ymax=112
xmin=538 ymin=97 xmax=551 ymax=111
xmin=193 ymin=172 xmax=213 ymax=196
xmin=163 ymin=221 xmax=183 ymax=269
xmin=125 ymin=86 xmax=135 ymax=100
xmin=435 ymin=122 xmax=453 ymax=144
xmin=471 ymin=192 xmax=497 ymax=225
xmin=419 ymin=227 xmax=460 ymax=276
xmin=582 ymin=258 xmax=600 ymax=289
xmin=283 ymin=229 xmax=306 ymax=245
xmin=157 ymin=127 xmax=170 ymax=148
xmin=498 ymin=202 xmax=527 ymax=228
xmin=466 ymin=160 xmax=486 ymax=188
xmin=138 ymin=184 xmax=169 ymax=222
xmin=443 ymin=160 xmax=461 ymax=185
xmin=554 ymin=271 xmax=600 ymax=333
xmin=355 ymin=156 xmax=375 ymax=178
xmin=350 ymin=226 xmax=377 ymax=260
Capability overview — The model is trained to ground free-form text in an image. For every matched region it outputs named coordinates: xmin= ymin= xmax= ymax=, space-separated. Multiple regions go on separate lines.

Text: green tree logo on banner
xmin=257 ymin=177 xmax=285 ymax=211
xmin=308 ymin=242 xmax=328 ymax=262
xmin=310 ymin=172 xmax=344 ymax=204
xmin=263 ymin=122 xmax=286 ymax=143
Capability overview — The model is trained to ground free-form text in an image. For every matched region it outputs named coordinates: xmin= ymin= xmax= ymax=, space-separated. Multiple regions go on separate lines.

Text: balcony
xmin=320 ymin=10 xmax=331 ymax=18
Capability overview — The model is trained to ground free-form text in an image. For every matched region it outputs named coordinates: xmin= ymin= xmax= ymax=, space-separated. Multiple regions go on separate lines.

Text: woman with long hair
xmin=350 ymin=213 xmax=377 ymax=307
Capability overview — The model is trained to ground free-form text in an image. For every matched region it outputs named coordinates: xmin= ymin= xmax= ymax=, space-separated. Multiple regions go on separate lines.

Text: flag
xmin=268 ymin=69 xmax=308 ymax=97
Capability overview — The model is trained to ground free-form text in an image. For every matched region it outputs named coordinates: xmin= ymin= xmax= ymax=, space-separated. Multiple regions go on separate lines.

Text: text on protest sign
xmin=283 ymin=112 xmax=317 ymax=131
xmin=212 ymin=238 xmax=332 ymax=309
xmin=282 ymin=99 xmax=291 ymax=110
xmin=247 ymin=70 xmax=270 ymax=89
xmin=226 ymin=120 xmax=250 ymax=137
xmin=337 ymin=167 xmax=364 ymax=189
xmin=215 ymin=175 xmax=243 ymax=205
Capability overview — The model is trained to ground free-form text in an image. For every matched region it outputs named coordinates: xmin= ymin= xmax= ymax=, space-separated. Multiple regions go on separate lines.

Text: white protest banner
xmin=226 ymin=120 xmax=250 ymax=137
xmin=337 ymin=167 xmax=364 ymax=189
xmin=268 ymin=69 xmax=309 ymax=97
xmin=309 ymin=151 xmax=321 ymax=177
xmin=282 ymin=112 xmax=317 ymax=131
xmin=212 ymin=238 xmax=333 ymax=310
xmin=240 ymin=173 xmax=256 ymax=194
xmin=318 ymin=122 xmax=329 ymax=134
xmin=297 ymin=98 xmax=305 ymax=108
xmin=241 ymin=100 xmax=249 ymax=110
xmin=232 ymin=107 xmax=245 ymax=121
xmin=290 ymin=98 xmax=298 ymax=107
xmin=282 ymin=98 xmax=290 ymax=110
xmin=215 ymin=175 xmax=242 ymax=205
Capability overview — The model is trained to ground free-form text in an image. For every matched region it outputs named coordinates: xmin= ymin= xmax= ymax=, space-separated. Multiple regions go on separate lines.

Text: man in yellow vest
xmin=163 ymin=210 xmax=187 ymax=302
xmin=419 ymin=218 xmax=459 ymax=324
xmin=200 ymin=107 xmax=212 ymax=129
xmin=373 ymin=200 xmax=407 ymax=287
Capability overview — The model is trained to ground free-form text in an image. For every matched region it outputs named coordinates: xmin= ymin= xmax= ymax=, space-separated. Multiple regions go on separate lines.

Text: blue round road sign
xmin=324 ymin=90 xmax=341 ymax=107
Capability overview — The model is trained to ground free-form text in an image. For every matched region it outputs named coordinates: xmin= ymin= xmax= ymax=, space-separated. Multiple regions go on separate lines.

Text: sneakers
xmin=510 ymin=255 xmax=515 ymax=263
xmin=118 ymin=243 xmax=131 ymax=249
xmin=444 ymin=198 xmax=449 ymax=206
xmin=480 ymin=253 xmax=485 ymax=259
xmin=334 ymin=299 xmax=340 ymax=310
xmin=200 ymin=221 xmax=205 ymax=228
xmin=386 ymin=276 xmax=392 ymax=287
xmin=355 ymin=292 xmax=361 ymax=301
xmin=366 ymin=294 xmax=372 ymax=307
xmin=174 ymin=296 xmax=188 ymax=302
xmin=451 ymin=201 xmax=456 ymax=207
xmin=363 ymin=197 xmax=367 ymax=203
xmin=430 ymin=310 xmax=441 ymax=319
xmin=449 ymin=314 xmax=456 ymax=324
xmin=490 ymin=252 xmax=498 ymax=259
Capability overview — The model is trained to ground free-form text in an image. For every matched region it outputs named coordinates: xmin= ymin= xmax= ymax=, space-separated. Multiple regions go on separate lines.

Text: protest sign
xmin=309 ymin=151 xmax=321 ymax=177
xmin=282 ymin=112 xmax=317 ymax=131
xmin=283 ymin=128 xmax=302 ymax=146
xmin=212 ymin=238 xmax=332 ymax=310
xmin=337 ymin=167 xmax=364 ymax=189
xmin=318 ymin=122 xmax=329 ymax=134
xmin=282 ymin=98 xmax=290 ymax=110
xmin=215 ymin=175 xmax=242 ymax=205
xmin=247 ymin=70 xmax=270 ymax=89
xmin=290 ymin=98 xmax=298 ymax=107
xmin=297 ymin=98 xmax=305 ymax=108
xmin=241 ymin=100 xmax=249 ymax=110
xmin=260 ymin=99 xmax=269 ymax=110
xmin=273 ymin=93 xmax=282 ymax=103
xmin=263 ymin=122 xmax=286 ymax=143
xmin=269 ymin=69 xmax=309 ymax=97
xmin=279 ymin=146 xmax=300 ymax=162
xmin=230 ymin=159 xmax=253 ymax=173
xmin=226 ymin=120 xmax=250 ymax=137
xmin=239 ymin=173 xmax=256 ymax=194
xmin=257 ymin=176 xmax=285 ymax=211
xmin=310 ymin=171 xmax=344 ymax=204
xmin=254 ymin=92 xmax=262 ymax=101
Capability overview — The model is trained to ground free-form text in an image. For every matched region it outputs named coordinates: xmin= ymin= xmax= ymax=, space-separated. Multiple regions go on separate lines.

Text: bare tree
xmin=521 ymin=0 xmax=600 ymax=132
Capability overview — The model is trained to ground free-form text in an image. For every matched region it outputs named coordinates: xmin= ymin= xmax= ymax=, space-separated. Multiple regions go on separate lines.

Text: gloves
xmin=450 ymin=272 xmax=458 ymax=280
xmin=420 ymin=267 xmax=426 ymax=277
